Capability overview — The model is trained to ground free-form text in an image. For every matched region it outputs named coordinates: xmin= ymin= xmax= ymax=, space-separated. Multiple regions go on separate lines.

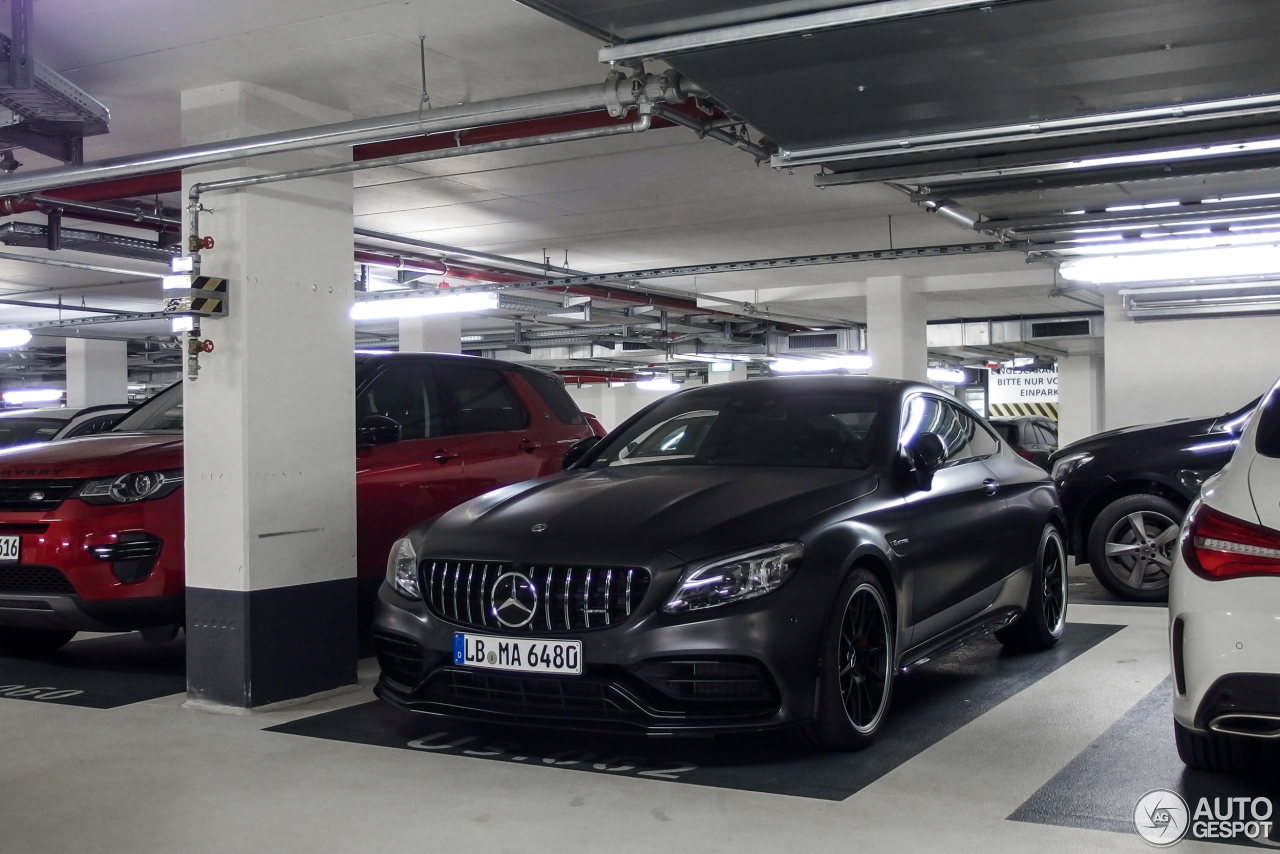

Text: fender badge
xmin=531 ymin=523 xmax=548 ymax=533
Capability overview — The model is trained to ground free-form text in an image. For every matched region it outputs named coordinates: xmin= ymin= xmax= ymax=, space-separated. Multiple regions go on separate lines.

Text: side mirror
xmin=903 ymin=432 xmax=947 ymax=491
xmin=562 ymin=435 xmax=601 ymax=469
xmin=357 ymin=415 xmax=402 ymax=447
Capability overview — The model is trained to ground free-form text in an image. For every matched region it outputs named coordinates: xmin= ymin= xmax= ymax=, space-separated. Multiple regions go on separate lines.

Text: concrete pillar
xmin=706 ymin=362 xmax=747 ymax=385
xmin=1057 ymin=355 xmax=1105 ymax=446
xmin=181 ymin=82 xmax=357 ymax=710
xmin=65 ymin=338 xmax=127 ymax=407
xmin=865 ymin=276 xmax=927 ymax=382
xmin=398 ymin=314 xmax=460 ymax=353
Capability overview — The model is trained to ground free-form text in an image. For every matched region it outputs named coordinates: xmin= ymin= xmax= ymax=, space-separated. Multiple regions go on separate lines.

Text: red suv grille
xmin=0 ymin=480 xmax=81 ymax=512
xmin=0 ymin=565 xmax=76 ymax=595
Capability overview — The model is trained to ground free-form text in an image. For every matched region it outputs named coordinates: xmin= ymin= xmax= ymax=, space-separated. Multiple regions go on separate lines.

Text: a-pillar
xmin=1058 ymin=354 xmax=1105 ymax=445
xmin=398 ymin=314 xmax=460 ymax=353
xmin=181 ymin=82 xmax=357 ymax=710
xmin=65 ymin=338 xmax=127 ymax=407
xmin=865 ymin=276 xmax=927 ymax=382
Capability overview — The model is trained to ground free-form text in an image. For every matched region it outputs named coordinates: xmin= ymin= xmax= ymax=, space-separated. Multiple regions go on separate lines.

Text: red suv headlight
xmin=78 ymin=469 xmax=184 ymax=505
xmin=1182 ymin=502 xmax=1280 ymax=580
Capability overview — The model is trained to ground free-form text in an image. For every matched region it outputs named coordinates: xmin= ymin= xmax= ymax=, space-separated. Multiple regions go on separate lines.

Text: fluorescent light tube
xmin=3 ymin=388 xmax=62 ymax=404
xmin=0 ymin=329 xmax=32 ymax=348
xmin=351 ymin=292 xmax=498 ymax=320
xmin=1060 ymin=244 xmax=1280 ymax=284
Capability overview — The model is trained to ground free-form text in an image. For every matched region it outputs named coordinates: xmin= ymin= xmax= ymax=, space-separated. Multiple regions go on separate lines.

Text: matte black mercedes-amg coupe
xmin=372 ymin=376 xmax=1067 ymax=749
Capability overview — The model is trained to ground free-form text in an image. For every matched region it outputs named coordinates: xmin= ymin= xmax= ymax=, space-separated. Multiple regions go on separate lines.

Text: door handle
xmin=519 ymin=439 xmax=541 ymax=454
xmin=432 ymin=449 xmax=459 ymax=464
xmin=982 ymin=478 xmax=1000 ymax=496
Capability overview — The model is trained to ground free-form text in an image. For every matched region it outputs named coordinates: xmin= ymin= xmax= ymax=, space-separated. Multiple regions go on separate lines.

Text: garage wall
xmin=1103 ymin=293 xmax=1280 ymax=429
xmin=565 ymin=382 xmax=678 ymax=432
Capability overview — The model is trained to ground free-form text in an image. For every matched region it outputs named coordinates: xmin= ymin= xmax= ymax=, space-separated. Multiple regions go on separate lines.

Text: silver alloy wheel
xmin=1103 ymin=510 xmax=1179 ymax=592
xmin=838 ymin=582 xmax=891 ymax=734
xmin=1042 ymin=529 xmax=1068 ymax=637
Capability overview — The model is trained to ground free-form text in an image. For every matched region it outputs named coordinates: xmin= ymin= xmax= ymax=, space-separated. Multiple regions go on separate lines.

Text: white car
xmin=1170 ymin=375 xmax=1280 ymax=774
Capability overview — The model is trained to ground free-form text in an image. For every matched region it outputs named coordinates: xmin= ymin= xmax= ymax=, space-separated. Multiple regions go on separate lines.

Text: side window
xmin=521 ymin=370 xmax=586 ymax=425
xmin=435 ymin=365 xmax=527 ymax=435
xmin=952 ymin=406 xmax=999 ymax=460
xmin=1038 ymin=422 xmax=1058 ymax=445
xmin=356 ymin=363 xmax=435 ymax=441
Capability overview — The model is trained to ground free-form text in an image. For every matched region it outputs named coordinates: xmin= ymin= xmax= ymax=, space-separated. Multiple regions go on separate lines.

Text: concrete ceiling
xmin=0 ymin=0 xmax=1100 ymax=353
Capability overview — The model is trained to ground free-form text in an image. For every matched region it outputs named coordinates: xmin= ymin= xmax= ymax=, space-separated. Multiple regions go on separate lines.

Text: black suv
xmin=1048 ymin=399 xmax=1256 ymax=601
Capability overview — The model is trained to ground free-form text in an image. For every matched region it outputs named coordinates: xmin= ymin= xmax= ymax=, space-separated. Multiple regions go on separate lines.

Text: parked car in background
xmin=1048 ymin=398 xmax=1257 ymax=601
xmin=0 ymin=404 xmax=133 ymax=447
xmin=0 ymin=354 xmax=602 ymax=656
xmin=373 ymin=376 xmax=1067 ymax=749
xmin=1170 ymin=377 xmax=1280 ymax=775
xmin=988 ymin=416 xmax=1057 ymax=469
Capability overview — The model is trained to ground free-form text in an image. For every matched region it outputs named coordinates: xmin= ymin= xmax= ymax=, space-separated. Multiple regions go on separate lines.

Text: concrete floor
xmin=0 ymin=567 xmax=1270 ymax=853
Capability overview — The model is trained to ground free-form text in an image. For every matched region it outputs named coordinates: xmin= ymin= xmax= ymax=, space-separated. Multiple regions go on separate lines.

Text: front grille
xmin=420 ymin=560 xmax=650 ymax=632
xmin=373 ymin=631 xmax=441 ymax=690
xmin=634 ymin=660 xmax=779 ymax=705
xmin=425 ymin=668 xmax=626 ymax=717
xmin=0 ymin=564 xmax=76 ymax=595
xmin=0 ymin=479 xmax=81 ymax=512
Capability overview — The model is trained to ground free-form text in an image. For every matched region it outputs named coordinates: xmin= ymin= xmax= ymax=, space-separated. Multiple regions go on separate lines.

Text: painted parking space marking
xmin=269 ymin=622 xmax=1121 ymax=800
xmin=1009 ymin=676 xmax=1280 ymax=848
xmin=0 ymin=634 xmax=185 ymax=709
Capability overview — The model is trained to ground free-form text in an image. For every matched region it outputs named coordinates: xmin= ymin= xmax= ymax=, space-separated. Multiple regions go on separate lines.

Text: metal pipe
xmin=0 ymin=250 xmax=163 ymax=278
xmin=0 ymin=77 xmax=652 ymax=198
xmin=28 ymin=194 xmax=180 ymax=228
xmin=188 ymin=113 xmax=654 ymax=258
xmin=354 ymin=228 xmax=586 ymax=278
xmin=0 ymin=297 xmax=139 ymax=315
xmin=651 ymin=105 xmax=773 ymax=162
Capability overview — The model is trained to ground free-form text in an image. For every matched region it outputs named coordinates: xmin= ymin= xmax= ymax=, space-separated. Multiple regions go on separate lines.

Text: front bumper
xmin=0 ymin=492 xmax=184 ymax=631
xmin=371 ymin=567 xmax=835 ymax=734
xmin=1170 ymin=563 xmax=1280 ymax=735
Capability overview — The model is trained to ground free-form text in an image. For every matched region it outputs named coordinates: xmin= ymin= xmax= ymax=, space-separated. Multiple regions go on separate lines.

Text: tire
xmin=789 ymin=568 xmax=894 ymax=751
xmin=0 ymin=628 xmax=75 ymax=657
xmin=1175 ymin=720 xmax=1258 ymax=775
xmin=997 ymin=524 xmax=1068 ymax=651
xmin=1087 ymin=494 xmax=1183 ymax=602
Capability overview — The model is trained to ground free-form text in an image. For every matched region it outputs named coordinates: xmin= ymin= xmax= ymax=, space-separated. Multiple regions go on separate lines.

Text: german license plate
xmin=0 ymin=536 xmax=18 ymax=562
xmin=453 ymin=632 xmax=582 ymax=676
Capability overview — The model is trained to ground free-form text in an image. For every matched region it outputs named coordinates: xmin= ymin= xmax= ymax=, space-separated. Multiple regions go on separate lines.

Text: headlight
xmin=663 ymin=543 xmax=803 ymax=614
xmin=386 ymin=537 xmax=420 ymax=599
xmin=78 ymin=469 xmax=183 ymax=505
xmin=1050 ymin=452 xmax=1093 ymax=481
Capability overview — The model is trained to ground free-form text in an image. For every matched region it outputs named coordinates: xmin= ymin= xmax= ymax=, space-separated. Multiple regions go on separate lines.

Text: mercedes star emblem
xmin=491 ymin=571 xmax=538 ymax=628
xmin=531 ymin=523 xmax=548 ymax=533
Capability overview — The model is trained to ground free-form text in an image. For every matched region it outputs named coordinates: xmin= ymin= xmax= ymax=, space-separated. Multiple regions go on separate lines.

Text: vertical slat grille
xmin=420 ymin=560 xmax=650 ymax=632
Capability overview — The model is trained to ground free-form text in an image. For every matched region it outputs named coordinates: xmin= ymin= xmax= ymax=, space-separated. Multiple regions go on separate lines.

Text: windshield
xmin=590 ymin=389 xmax=883 ymax=470
xmin=113 ymin=383 xmax=182 ymax=432
xmin=0 ymin=418 xmax=64 ymax=447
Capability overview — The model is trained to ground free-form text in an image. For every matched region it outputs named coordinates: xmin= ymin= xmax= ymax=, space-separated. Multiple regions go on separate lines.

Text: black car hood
xmin=428 ymin=465 xmax=879 ymax=564
xmin=1053 ymin=415 xmax=1217 ymax=459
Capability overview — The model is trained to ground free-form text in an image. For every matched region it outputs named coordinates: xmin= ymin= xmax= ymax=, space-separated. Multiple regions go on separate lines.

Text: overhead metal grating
xmin=0 ymin=222 xmax=178 ymax=264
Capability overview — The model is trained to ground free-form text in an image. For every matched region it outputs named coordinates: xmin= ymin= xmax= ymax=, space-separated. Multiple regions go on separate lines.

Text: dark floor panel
xmin=1068 ymin=564 xmax=1164 ymax=608
xmin=269 ymin=622 xmax=1121 ymax=800
xmin=0 ymin=633 xmax=185 ymax=709
xmin=1010 ymin=677 xmax=1280 ymax=848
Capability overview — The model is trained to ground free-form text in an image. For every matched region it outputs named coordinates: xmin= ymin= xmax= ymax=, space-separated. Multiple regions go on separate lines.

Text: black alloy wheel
xmin=0 ymin=628 xmax=75 ymax=657
xmin=997 ymin=524 xmax=1068 ymax=651
xmin=1087 ymin=494 xmax=1183 ymax=602
xmin=791 ymin=568 xmax=894 ymax=751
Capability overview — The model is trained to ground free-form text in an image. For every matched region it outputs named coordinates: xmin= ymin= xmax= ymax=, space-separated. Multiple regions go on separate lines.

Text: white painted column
xmin=398 ymin=314 xmax=460 ymax=353
xmin=865 ymin=275 xmax=928 ymax=382
xmin=1057 ymin=354 xmax=1105 ymax=445
xmin=706 ymin=362 xmax=747 ymax=385
xmin=182 ymin=82 xmax=357 ymax=709
xmin=64 ymin=338 xmax=128 ymax=407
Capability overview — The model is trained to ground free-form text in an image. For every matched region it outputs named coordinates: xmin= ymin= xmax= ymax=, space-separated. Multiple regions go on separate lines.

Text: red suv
xmin=0 ymin=353 xmax=602 ymax=655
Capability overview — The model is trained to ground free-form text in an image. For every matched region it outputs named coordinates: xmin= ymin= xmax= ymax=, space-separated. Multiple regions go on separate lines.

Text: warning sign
xmin=989 ymin=367 xmax=1058 ymax=419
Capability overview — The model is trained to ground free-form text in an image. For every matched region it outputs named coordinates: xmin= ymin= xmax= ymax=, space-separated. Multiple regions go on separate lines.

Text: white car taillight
xmin=1183 ymin=502 xmax=1280 ymax=580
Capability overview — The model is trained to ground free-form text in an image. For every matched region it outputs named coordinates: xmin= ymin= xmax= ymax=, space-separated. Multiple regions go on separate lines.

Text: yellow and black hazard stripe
xmin=163 ymin=275 xmax=228 ymax=317
xmin=989 ymin=402 xmax=1059 ymax=419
